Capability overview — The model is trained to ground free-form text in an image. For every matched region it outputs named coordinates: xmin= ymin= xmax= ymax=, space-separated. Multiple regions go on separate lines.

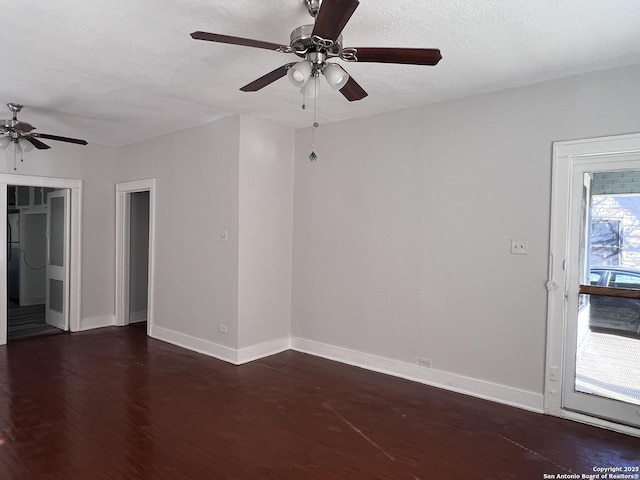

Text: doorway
xmin=115 ymin=179 xmax=155 ymax=333
xmin=547 ymin=133 xmax=640 ymax=435
xmin=7 ymin=187 xmax=68 ymax=340
xmin=1 ymin=175 xmax=82 ymax=346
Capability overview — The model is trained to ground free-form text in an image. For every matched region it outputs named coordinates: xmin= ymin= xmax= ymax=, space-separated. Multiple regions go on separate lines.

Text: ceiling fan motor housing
xmin=290 ymin=25 xmax=342 ymax=58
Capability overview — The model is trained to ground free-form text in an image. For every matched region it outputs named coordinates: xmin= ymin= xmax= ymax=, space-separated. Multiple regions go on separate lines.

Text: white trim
xmin=150 ymin=323 xmax=290 ymax=366
xmin=553 ymin=132 xmax=640 ymax=158
xmin=556 ymin=409 xmax=640 ymax=438
xmin=237 ymin=337 xmax=291 ymax=364
xmin=0 ymin=183 xmax=6 ymax=345
xmin=292 ymin=337 xmax=544 ymax=413
xmin=143 ymin=327 xmax=546 ymax=412
xmin=150 ymin=324 xmax=239 ymax=364
xmin=79 ymin=315 xmax=116 ymax=331
xmin=547 ymin=132 xmax=640 ymax=437
xmin=0 ymin=174 xmax=82 ymax=344
xmin=115 ymin=179 xmax=156 ymax=337
xmin=115 ymin=191 xmax=131 ymax=326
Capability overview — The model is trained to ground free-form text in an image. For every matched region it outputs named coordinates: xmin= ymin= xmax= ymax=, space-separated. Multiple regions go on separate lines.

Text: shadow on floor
xmin=7 ymin=301 xmax=63 ymax=340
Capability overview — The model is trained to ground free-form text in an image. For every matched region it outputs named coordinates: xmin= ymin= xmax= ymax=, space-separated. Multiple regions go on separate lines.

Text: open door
xmin=45 ymin=189 xmax=70 ymax=330
xmin=547 ymin=133 xmax=640 ymax=435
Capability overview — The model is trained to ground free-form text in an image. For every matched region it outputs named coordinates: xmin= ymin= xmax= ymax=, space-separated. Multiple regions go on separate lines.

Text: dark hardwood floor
xmin=0 ymin=324 xmax=638 ymax=479
xmin=7 ymin=302 xmax=63 ymax=340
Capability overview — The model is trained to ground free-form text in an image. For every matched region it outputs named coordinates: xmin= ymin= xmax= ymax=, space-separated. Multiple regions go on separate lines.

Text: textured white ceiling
xmin=1 ymin=0 xmax=640 ymax=147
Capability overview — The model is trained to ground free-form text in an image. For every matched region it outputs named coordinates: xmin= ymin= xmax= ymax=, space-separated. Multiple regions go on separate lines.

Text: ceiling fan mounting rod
xmin=7 ymin=103 xmax=23 ymax=122
xmin=304 ymin=0 xmax=320 ymax=18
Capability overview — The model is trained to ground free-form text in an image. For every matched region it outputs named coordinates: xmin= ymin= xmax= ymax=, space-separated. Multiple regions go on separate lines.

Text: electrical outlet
xmin=218 ymin=324 xmax=228 ymax=334
xmin=418 ymin=357 xmax=432 ymax=368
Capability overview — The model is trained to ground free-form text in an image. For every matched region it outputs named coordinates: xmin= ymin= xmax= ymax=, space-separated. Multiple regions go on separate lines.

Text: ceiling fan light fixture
xmin=287 ymin=60 xmax=313 ymax=88
xmin=2 ymin=140 xmax=23 ymax=172
xmin=322 ymin=63 xmax=349 ymax=90
xmin=19 ymin=138 xmax=34 ymax=153
xmin=301 ymin=75 xmax=320 ymax=99
xmin=0 ymin=136 xmax=10 ymax=150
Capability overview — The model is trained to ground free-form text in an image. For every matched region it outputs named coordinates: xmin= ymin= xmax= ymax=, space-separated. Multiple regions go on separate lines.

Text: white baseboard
xmin=237 ymin=337 xmax=291 ymax=364
xmin=138 ymin=326 xmax=544 ymax=413
xmin=291 ymin=337 xmax=544 ymax=413
xmin=150 ymin=324 xmax=239 ymax=364
xmin=150 ymin=324 xmax=291 ymax=366
xmin=79 ymin=315 xmax=116 ymax=331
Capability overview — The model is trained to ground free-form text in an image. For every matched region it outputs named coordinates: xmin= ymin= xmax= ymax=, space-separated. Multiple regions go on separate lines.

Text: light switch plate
xmin=510 ymin=239 xmax=528 ymax=255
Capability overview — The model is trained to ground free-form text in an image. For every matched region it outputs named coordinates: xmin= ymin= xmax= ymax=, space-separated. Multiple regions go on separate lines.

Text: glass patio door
xmin=563 ymin=162 xmax=640 ymax=428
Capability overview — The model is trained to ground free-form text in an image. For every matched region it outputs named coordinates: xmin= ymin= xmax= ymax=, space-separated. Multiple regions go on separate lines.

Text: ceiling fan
xmin=0 ymin=103 xmax=87 ymax=171
xmin=191 ymin=0 xmax=442 ymax=102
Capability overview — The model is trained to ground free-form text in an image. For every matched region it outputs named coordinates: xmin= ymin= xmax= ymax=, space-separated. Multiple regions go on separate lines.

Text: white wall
xmin=9 ymin=62 xmax=634 ymax=413
xmin=116 ymin=115 xmax=296 ymax=361
xmin=4 ymin=142 xmax=117 ymax=327
xmin=117 ymin=117 xmax=242 ymax=350
xmin=238 ymin=116 xmax=294 ymax=351
xmin=291 ymin=63 xmax=640 ymax=408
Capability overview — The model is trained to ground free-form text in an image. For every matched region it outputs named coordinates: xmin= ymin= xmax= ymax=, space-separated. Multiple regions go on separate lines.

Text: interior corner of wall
xmin=79 ymin=315 xmax=116 ymax=331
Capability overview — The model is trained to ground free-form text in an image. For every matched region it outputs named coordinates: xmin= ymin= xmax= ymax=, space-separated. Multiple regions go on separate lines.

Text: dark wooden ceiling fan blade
xmin=351 ymin=47 xmax=442 ymax=65
xmin=240 ymin=63 xmax=295 ymax=92
xmin=312 ymin=0 xmax=359 ymax=42
xmin=34 ymin=133 xmax=88 ymax=145
xmin=339 ymin=76 xmax=368 ymax=102
xmin=191 ymin=31 xmax=287 ymax=52
xmin=14 ymin=121 xmax=35 ymax=133
xmin=24 ymin=136 xmax=51 ymax=150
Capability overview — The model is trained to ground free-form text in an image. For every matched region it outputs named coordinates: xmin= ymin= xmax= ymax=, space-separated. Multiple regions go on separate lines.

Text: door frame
xmin=0 ymin=174 xmax=82 ymax=345
xmin=115 ymin=179 xmax=156 ymax=334
xmin=546 ymin=132 xmax=640 ymax=437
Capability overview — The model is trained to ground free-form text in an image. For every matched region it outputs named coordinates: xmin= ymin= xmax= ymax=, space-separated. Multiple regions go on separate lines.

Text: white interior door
xmin=46 ymin=190 xmax=70 ymax=330
xmin=18 ymin=209 xmax=47 ymax=306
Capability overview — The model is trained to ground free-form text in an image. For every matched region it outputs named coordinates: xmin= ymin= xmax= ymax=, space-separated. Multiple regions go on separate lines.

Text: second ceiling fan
xmin=191 ymin=0 xmax=442 ymax=102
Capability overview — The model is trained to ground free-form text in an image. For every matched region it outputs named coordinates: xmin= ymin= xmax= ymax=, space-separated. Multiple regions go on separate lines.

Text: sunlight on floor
xmin=576 ymin=330 xmax=640 ymax=406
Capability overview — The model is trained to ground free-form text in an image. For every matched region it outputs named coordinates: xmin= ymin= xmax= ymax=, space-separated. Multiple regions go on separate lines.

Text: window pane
xmin=50 ymin=196 xmax=65 ymax=267
xmin=49 ymin=279 xmax=64 ymax=313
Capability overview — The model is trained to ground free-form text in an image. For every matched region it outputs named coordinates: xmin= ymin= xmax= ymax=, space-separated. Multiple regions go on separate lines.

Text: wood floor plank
xmin=0 ymin=323 xmax=638 ymax=479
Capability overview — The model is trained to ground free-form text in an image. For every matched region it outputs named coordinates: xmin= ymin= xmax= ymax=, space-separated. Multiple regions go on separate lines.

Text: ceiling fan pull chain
xmin=309 ymin=77 xmax=319 ymax=162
